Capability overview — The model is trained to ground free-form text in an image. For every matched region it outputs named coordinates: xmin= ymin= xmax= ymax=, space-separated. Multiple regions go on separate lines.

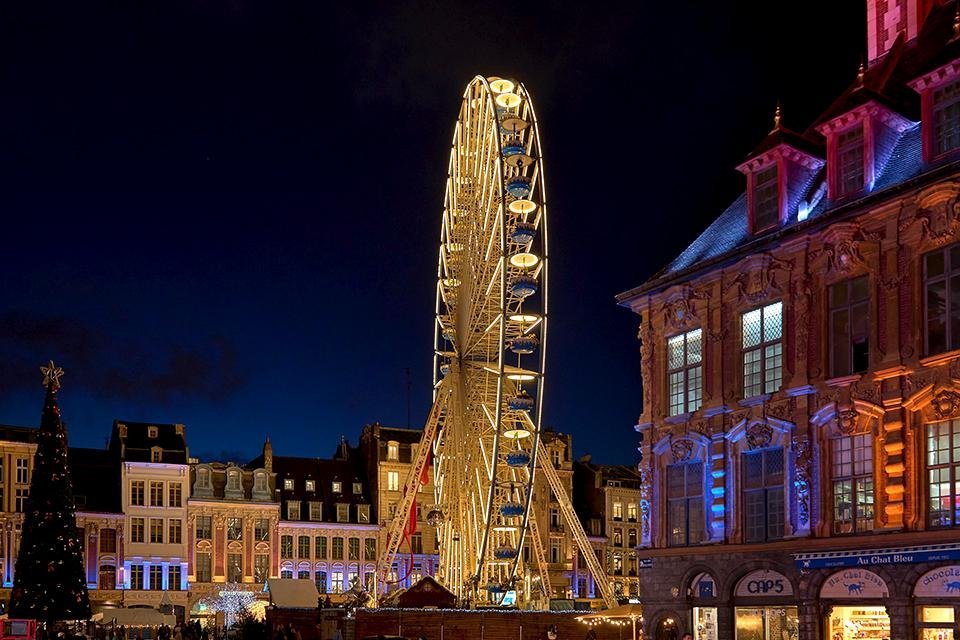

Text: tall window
xmin=254 ymin=519 xmax=270 ymax=541
xmin=150 ymin=481 xmax=163 ymax=506
xmin=280 ymin=535 xmax=293 ymax=558
xmin=349 ymin=537 xmax=360 ymax=560
xmin=227 ymin=554 xmax=243 ymax=582
xmin=387 ymin=441 xmax=399 ymax=461
xmin=196 ymin=516 xmax=212 ymax=540
xmin=297 ymin=567 xmax=310 ymax=580
xmin=667 ymin=328 xmax=703 ymax=415
xmin=336 ymin=503 xmax=349 ymax=522
xmin=364 ymin=538 xmax=376 ymax=561
xmin=387 ymin=471 xmax=400 ymax=491
xmin=298 ymin=536 xmax=311 ymax=558
xmin=550 ymin=540 xmax=561 ymax=564
xmin=667 ymin=461 xmax=704 ymax=547
xmin=742 ymin=301 xmax=783 ymax=397
xmin=15 ymin=488 xmax=28 ymax=513
xmin=410 ymin=534 xmax=423 ymax=555
xmin=934 ymin=80 xmax=960 ymax=157
xmin=131 ymin=517 xmax=145 ymax=543
xmin=149 ymin=565 xmax=163 ymax=590
xmin=743 ymin=448 xmax=785 ymax=542
xmin=227 ymin=518 xmax=243 ymax=540
xmin=169 ymin=565 xmax=182 ymax=591
xmin=100 ymin=528 xmax=117 ymax=553
xmin=924 ymin=244 xmax=960 ymax=355
xmin=358 ymin=504 xmax=371 ymax=523
xmin=309 ymin=502 xmax=322 ymax=521
xmin=753 ymin=164 xmax=779 ymax=230
xmin=829 ymin=276 xmax=869 ymax=377
xmin=168 ymin=483 xmax=182 ymax=507
xmin=227 ymin=471 xmax=241 ymax=492
xmin=331 ymin=571 xmax=344 ymax=593
xmin=612 ymin=528 xmax=622 ymax=546
xmin=287 ymin=501 xmax=300 ymax=520
xmin=837 ymin=124 xmax=865 ymax=196
xmin=927 ymin=419 xmax=960 ymax=527
xmin=315 ymin=536 xmax=327 ymax=559
xmin=99 ymin=565 xmax=117 ymax=590
xmin=332 ymin=537 xmax=344 ymax=560
xmin=611 ymin=554 xmax=623 ymax=576
xmin=15 ymin=458 xmax=29 ymax=484
xmin=628 ymin=529 xmax=637 ymax=548
xmin=612 ymin=502 xmax=623 ymax=521
xmin=832 ymin=434 xmax=874 ymax=533
xmin=169 ymin=519 xmax=182 ymax=544
xmin=627 ymin=503 xmax=638 ymax=522
xmin=130 ymin=564 xmax=144 ymax=590
xmin=315 ymin=570 xmax=328 ymax=594
xmin=150 ymin=518 xmax=163 ymax=543
xmin=130 ymin=481 xmax=145 ymax=506
xmin=254 ymin=554 xmax=269 ymax=582
xmin=196 ymin=553 xmax=212 ymax=582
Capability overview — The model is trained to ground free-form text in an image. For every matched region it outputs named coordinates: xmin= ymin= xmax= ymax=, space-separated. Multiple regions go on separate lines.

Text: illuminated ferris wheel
xmin=429 ymin=75 xmax=548 ymax=604
xmin=377 ymin=75 xmax=615 ymax=610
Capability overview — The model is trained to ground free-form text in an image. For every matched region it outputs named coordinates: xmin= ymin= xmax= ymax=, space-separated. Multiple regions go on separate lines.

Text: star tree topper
xmin=40 ymin=360 xmax=64 ymax=391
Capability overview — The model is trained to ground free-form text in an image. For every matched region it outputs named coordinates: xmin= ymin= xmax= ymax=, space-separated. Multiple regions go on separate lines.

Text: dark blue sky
xmin=0 ymin=1 xmax=864 ymax=464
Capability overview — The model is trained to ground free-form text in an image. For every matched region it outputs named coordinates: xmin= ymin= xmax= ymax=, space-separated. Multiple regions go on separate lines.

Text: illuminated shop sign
xmin=734 ymin=569 xmax=794 ymax=597
xmin=796 ymin=544 xmax=960 ymax=569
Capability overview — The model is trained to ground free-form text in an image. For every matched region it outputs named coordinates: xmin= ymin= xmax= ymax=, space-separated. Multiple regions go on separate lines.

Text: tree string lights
xmin=9 ymin=362 xmax=91 ymax=622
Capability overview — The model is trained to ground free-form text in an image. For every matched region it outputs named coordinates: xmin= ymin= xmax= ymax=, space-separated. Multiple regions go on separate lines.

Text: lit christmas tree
xmin=9 ymin=361 xmax=91 ymax=622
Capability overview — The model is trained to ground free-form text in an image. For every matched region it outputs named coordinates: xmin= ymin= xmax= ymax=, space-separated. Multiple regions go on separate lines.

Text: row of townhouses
xmin=0 ymin=419 xmax=636 ymax=623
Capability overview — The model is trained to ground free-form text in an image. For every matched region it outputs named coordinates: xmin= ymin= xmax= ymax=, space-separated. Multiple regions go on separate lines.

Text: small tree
xmin=9 ymin=362 xmax=91 ymax=622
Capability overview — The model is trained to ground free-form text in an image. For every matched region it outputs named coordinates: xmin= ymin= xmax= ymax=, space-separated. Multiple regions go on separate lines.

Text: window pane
xmin=743 ymin=309 xmax=762 ymax=348
xmin=832 ymin=308 xmax=851 ymax=377
xmin=927 ymin=250 xmax=946 ymax=278
xmin=743 ymin=452 xmax=763 ymax=489
xmin=687 ymin=329 xmax=702 ymax=364
xmin=667 ymin=335 xmax=685 ymax=370
xmin=951 ymin=275 xmax=960 ymax=351
xmin=764 ymin=342 xmax=783 ymax=393
xmin=928 ymin=272 xmax=949 ymax=355
xmin=763 ymin=302 xmax=782 ymax=342
xmin=687 ymin=366 xmax=702 ymax=413
xmin=767 ymin=487 xmax=785 ymax=539
xmin=667 ymin=465 xmax=684 ymax=499
xmin=686 ymin=462 xmax=703 ymax=497
xmin=743 ymin=348 xmax=761 ymax=397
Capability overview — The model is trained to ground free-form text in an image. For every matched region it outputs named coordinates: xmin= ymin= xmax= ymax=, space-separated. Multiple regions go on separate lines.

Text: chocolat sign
xmin=820 ymin=569 xmax=889 ymax=598
xmin=914 ymin=566 xmax=960 ymax=597
xmin=734 ymin=570 xmax=794 ymax=597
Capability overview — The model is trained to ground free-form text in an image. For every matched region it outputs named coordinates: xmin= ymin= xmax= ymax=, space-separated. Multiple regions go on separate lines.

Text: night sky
xmin=0 ymin=1 xmax=865 ymax=464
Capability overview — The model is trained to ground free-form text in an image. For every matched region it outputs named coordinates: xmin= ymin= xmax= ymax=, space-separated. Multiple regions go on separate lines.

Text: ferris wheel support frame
xmin=373 ymin=381 xmax=450 ymax=606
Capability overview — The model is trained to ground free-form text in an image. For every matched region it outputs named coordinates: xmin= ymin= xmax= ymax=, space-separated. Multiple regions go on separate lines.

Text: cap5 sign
xmin=734 ymin=570 xmax=794 ymax=597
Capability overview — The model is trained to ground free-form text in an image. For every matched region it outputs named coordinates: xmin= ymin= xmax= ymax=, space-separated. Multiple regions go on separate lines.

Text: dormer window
xmin=227 ymin=470 xmax=241 ymax=491
xmin=253 ymin=471 xmax=267 ymax=493
xmin=934 ymin=79 xmax=960 ymax=157
xmin=837 ymin=124 xmax=865 ymax=196
xmin=332 ymin=481 xmax=342 ymax=493
xmin=148 ymin=426 xmax=158 ymax=439
xmin=283 ymin=478 xmax=294 ymax=491
xmin=353 ymin=482 xmax=362 ymax=494
xmin=151 ymin=447 xmax=162 ymax=463
xmin=387 ymin=441 xmax=399 ymax=461
xmin=753 ymin=165 xmax=779 ymax=231
xmin=197 ymin=468 xmax=211 ymax=488
xmin=305 ymin=480 xmax=316 ymax=492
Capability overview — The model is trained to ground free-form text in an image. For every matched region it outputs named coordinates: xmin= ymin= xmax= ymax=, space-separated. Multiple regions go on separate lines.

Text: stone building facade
xmin=618 ymin=2 xmax=960 ymax=638
xmin=573 ymin=459 xmax=643 ymax=603
xmin=186 ymin=438 xmax=278 ymax=622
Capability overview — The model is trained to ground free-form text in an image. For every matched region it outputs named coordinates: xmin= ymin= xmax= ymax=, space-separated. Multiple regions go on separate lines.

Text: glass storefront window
xmin=920 ymin=606 xmax=956 ymax=640
xmin=827 ymin=606 xmax=889 ymax=640
xmin=693 ymin=607 xmax=718 ymax=640
xmin=735 ymin=607 xmax=798 ymax=640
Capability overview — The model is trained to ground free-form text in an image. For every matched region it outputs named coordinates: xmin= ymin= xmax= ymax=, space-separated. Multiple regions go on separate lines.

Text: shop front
xmin=688 ymin=572 xmax=719 ymax=640
xmin=820 ymin=568 xmax=890 ymax=640
xmin=732 ymin=569 xmax=799 ymax=640
xmin=914 ymin=565 xmax=960 ymax=639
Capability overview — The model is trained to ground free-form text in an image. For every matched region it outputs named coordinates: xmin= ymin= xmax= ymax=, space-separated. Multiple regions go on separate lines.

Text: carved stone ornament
xmin=837 ymin=409 xmax=859 ymax=435
xmin=792 ymin=436 xmax=813 ymax=526
xmin=746 ymin=423 xmax=773 ymax=450
xmin=810 ymin=223 xmax=865 ymax=273
xmin=660 ymin=286 xmax=709 ymax=330
xmin=724 ymin=253 xmax=793 ymax=304
xmin=670 ymin=439 xmax=694 ymax=462
xmin=899 ymin=191 xmax=960 ymax=246
xmin=932 ymin=389 xmax=960 ymax=419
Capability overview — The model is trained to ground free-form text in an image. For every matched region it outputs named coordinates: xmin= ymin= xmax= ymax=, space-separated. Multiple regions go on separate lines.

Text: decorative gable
xmin=815 ymin=99 xmax=914 ymax=199
xmin=737 ymin=122 xmax=824 ymax=234
xmin=909 ymin=57 xmax=960 ymax=162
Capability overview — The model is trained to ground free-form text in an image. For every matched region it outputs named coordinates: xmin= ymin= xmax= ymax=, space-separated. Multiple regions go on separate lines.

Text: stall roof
xmin=265 ymin=579 xmax=319 ymax=609
xmin=100 ymin=608 xmax=176 ymax=627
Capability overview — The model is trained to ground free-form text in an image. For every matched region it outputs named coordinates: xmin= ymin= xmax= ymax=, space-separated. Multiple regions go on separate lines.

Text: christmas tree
xmin=9 ymin=361 xmax=91 ymax=622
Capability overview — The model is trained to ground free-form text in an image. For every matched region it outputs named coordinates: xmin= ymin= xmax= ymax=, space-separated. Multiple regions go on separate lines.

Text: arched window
xmin=98 ymin=565 xmax=116 ymax=590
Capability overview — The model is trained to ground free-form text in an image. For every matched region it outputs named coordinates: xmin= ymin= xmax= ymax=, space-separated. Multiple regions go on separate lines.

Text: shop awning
xmin=795 ymin=543 xmax=960 ymax=569
xmin=265 ymin=578 xmax=319 ymax=609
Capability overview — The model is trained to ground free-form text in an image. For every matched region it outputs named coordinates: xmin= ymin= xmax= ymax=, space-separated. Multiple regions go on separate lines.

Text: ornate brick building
xmin=618 ymin=1 xmax=960 ymax=638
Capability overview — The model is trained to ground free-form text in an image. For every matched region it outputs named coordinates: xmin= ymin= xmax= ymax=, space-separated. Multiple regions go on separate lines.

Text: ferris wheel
xmin=430 ymin=75 xmax=548 ymax=604
xmin=377 ymin=75 xmax=616 ymax=610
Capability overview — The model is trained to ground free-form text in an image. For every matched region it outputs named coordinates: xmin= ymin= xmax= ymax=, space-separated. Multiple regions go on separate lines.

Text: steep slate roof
xmin=272 ymin=440 xmax=374 ymax=523
xmin=109 ymin=419 xmax=189 ymax=463
xmin=71 ymin=447 xmax=122 ymax=513
xmin=618 ymin=2 xmax=960 ymax=301
xmin=0 ymin=425 xmax=38 ymax=444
